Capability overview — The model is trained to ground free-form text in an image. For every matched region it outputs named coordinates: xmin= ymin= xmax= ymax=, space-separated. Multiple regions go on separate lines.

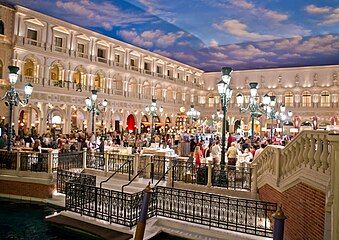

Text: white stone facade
xmin=0 ymin=4 xmax=338 ymax=135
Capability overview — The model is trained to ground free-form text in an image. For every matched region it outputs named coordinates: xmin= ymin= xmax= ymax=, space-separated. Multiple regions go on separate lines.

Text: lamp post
xmin=85 ymin=89 xmax=108 ymax=134
xmin=216 ymin=67 xmax=233 ymax=186
xmin=1 ymin=66 xmax=33 ymax=151
xmin=236 ymin=82 xmax=264 ymax=144
xmin=145 ymin=99 xmax=163 ymax=144
xmin=186 ymin=105 xmax=200 ymax=133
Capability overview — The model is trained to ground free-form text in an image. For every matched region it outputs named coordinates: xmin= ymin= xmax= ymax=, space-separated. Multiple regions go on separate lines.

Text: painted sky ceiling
xmin=7 ymin=0 xmax=339 ymax=72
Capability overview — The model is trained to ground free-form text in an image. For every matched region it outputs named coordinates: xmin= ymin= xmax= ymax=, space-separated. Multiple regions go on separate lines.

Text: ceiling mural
xmin=7 ymin=0 xmax=339 ymax=71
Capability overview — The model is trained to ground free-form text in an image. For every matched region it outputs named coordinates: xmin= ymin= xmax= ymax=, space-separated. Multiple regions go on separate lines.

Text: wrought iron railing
xmin=54 ymin=151 xmax=83 ymax=171
xmin=155 ymin=186 xmax=276 ymax=237
xmin=0 ymin=150 xmax=17 ymax=170
xmin=65 ymin=182 xmax=276 ymax=237
xmin=57 ymin=169 xmax=96 ymax=194
xmin=100 ymin=159 xmax=133 ymax=189
xmin=20 ymin=152 xmax=49 ymax=172
xmin=212 ymin=165 xmax=252 ymax=190
xmin=86 ymin=151 xmax=105 ymax=170
xmin=108 ymin=153 xmax=134 ymax=174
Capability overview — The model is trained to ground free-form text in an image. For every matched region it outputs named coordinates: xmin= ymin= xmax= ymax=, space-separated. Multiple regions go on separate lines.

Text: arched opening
xmin=302 ymin=91 xmax=311 ymax=107
xmin=0 ymin=20 xmax=4 ymax=35
xmin=142 ymin=81 xmax=151 ymax=99
xmin=71 ymin=110 xmax=85 ymax=132
xmin=23 ymin=58 xmax=37 ymax=82
xmin=47 ymin=109 xmax=64 ymax=138
xmin=113 ymin=74 xmax=123 ymax=95
xmin=155 ymin=84 xmax=162 ymax=100
xmin=234 ymin=119 xmax=241 ymax=133
xmin=141 ymin=115 xmax=149 ymax=133
xmin=153 ymin=116 xmax=161 ymax=135
xmin=126 ymin=114 xmax=136 ymax=132
xmin=94 ymin=73 xmax=102 ymax=89
xmin=167 ymin=87 xmax=173 ymax=102
xmin=128 ymin=78 xmax=138 ymax=98
xmin=320 ymin=91 xmax=330 ymax=107
xmin=73 ymin=66 xmax=87 ymax=90
xmin=50 ymin=65 xmax=60 ymax=81
xmin=284 ymin=91 xmax=294 ymax=107
xmin=18 ymin=108 xmax=39 ymax=138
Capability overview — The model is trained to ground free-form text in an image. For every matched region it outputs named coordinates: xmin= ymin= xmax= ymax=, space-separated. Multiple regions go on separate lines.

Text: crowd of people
xmin=0 ymin=127 xmax=292 ymax=167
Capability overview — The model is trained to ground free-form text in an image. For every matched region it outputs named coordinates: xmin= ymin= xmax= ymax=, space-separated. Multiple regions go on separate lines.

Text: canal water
xmin=0 ymin=198 xmax=188 ymax=240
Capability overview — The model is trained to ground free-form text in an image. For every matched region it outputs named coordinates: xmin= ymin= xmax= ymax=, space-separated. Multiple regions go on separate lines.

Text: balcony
xmin=114 ymin=62 xmax=124 ymax=68
xmin=129 ymin=65 xmax=139 ymax=72
xmin=16 ymin=36 xmax=45 ymax=49
xmin=52 ymin=45 xmax=68 ymax=54
xmin=76 ymin=51 xmax=89 ymax=59
xmin=155 ymin=73 xmax=164 ymax=78
xmin=144 ymin=69 xmax=152 ymax=75
xmin=97 ymin=57 xmax=108 ymax=64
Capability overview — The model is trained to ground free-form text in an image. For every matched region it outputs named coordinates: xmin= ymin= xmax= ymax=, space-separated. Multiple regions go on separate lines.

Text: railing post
xmin=16 ymin=151 xmax=21 ymax=173
xmin=251 ymin=163 xmax=258 ymax=197
xmin=273 ymin=205 xmax=287 ymax=240
xmin=167 ymin=159 xmax=173 ymax=187
xmin=134 ymin=183 xmax=153 ymax=240
xmin=275 ymin=149 xmax=281 ymax=186
xmin=104 ymin=151 xmax=109 ymax=174
xmin=207 ymin=160 xmax=212 ymax=187
xmin=83 ymin=148 xmax=87 ymax=169
xmin=48 ymin=150 xmax=53 ymax=174
xmin=133 ymin=154 xmax=140 ymax=177
xmin=327 ymin=132 xmax=339 ymax=240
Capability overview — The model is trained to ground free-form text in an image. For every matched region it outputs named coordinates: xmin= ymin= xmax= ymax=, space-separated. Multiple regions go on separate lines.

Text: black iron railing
xmin=155 ymin=186 xmax=276 ymax=237
xmin=65 ymin=182 xmax=276 ymax=237
xmin=212 ymin=166 xmax=251 ymax=190
xmin=107 ymin=153 xmax=134 ymax=174
xmin=173 ymin=160 xmax=207 ymax=185
xmin=0 ymin=150 xmax=17 ymax=170
xmin=57 ymin=169 xmax=96 ymax=193
xmin=86 ymin=151 xmax=105 ymax=170
xmin=65 ymin=181 xmax=145 ymax=227
xmin=55 ymin=151 xmax=83 ymax=171
xmin=20 ymin=152 xmax=48 ymax=172
xmin=100 ymin=159 xmax=133 ymax=189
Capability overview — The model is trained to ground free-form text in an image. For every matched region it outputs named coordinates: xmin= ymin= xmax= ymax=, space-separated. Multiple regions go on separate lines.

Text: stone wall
xmin=0 ymin=180 xmax=54 ymax=199
xmin=258 ymin=183 xmax=325 ymax=240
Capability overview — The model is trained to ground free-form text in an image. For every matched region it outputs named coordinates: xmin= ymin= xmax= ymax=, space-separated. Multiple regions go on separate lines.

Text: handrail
xmin=99 ymin=159 xmax=132 ymax=189
xmin=121 ymin=161 xmax=154 ymax=193
xmin=154 ymin=160 xmax=177 ymax=188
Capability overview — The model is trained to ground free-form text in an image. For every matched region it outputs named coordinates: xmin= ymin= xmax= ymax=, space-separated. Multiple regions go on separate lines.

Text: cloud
xmin=55 ymin=0 xmax=155 ymax=30
xmin=252 ymin=58 xmax=272 ymax=64
xmin=263 ymin=9 xmax=288 ymax=22
xmin=214 ymin=19 xmax=275 ymax=41
xmin=305 ymin=4 xmax=331 ymax=14
xmin=305 ymin=5 xmax=339 ymax=25
xmin=118 ymin=29 xmax=185 ymax=48
xmin=209 ymin=39 xmax=219 ymax=48
xmin=153 ymin=49 xmax=172 ymax=58
xmin=274 ymin=36 xmax=302 ymax=49
xmin=230 ymin=44 xmax=276 ymax=60
xmin=135 ymin=0 xmax=176 ymax=23
xmin=278 ymin=53 xmax=301 ymax=60
xmin=174 ymin=52 xmax=198 ymax=62
xmin=295 ymin=35 xmax=339 ymax=54
xmin=231 ymin=0 xmax=254 ymax=10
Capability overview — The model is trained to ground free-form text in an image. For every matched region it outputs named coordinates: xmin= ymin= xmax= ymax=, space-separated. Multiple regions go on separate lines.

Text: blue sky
xmin=7 ymin=0 xmax=339 ymax=71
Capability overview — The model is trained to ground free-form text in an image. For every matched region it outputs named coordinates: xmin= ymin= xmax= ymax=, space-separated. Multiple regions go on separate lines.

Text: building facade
xmin=0 ymin=3 xmax=338 ymax=136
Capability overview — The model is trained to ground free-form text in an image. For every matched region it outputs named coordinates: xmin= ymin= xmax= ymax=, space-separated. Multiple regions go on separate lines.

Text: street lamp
xmin=216 ymin=66 xmax=233 ymax=186
xmin=1 ymin=66 xmax=33 ymax=151
xmin=236 ymin=82 xmax=263 ymax=143
xmin=186 ymin=105 xmax=200 ymax=133
xmin=145 ymin=99 xmax=163 ymax=144
xmin=85 ymin=89 xmax=108 ymax=134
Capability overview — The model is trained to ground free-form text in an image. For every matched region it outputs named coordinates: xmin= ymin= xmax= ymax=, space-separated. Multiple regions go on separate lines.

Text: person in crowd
xmin=189 ymin=137 xmax=196 ymax=157
xmin=226 ymin=142 xmax=238 ymax=169
xmin=211 ymin=140 xmax=221 ymax=166
xmin=193 ymin=145 xmax=202 ymax=169
xmin=253 ymin=143 xmax=266 ymax=160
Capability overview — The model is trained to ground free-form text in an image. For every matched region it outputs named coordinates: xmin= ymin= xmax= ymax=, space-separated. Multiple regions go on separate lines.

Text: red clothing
xmin=194 ymin=150 xmax=202 ymax=168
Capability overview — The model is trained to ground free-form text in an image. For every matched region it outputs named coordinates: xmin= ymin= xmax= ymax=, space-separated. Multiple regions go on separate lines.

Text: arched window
xmin=0 ymin=20 xmax=4 ymax=35
xmin=320 ymin=91 xmax=330 ymax=107
xmin=23 ymin=59 xmax=35 ymax=77
xmin=284 ymin=91 xmax=294 ymax=107
xmin=73 ymin=70 xmax=81 ymax=84
xmin=302 ymin=91 xmax=312 ymax=107
xmin=50 ymin=65 xmax=60 ymax=81
xmin=0 ymin=60 xmax=3 ymax=79
xmin=94 ymin=74 xmax=101 ymax=89
xmin=208 ymin=96 xmax=214 ymax=107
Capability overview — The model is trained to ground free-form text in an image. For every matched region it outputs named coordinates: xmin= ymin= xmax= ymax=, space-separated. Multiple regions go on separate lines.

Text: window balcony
xmin=52 ymin=45 xmax=68 ymax=54
xmin=114 ymin=62 xmax=124 ymax=68
xmin=129 ymin=65 xmax=139 ymax=72
xmin=156 ymin=73 xmax=164 ymax=78
xmin=144 ymin=69 xmax=152 ymax=75
xmin=97 ymin=57 xmax=108 ymax=64
xmin=16 ymin=36 xmax=45 ymax=49
xmin=76 ymin=51 xmax=89 ymax=59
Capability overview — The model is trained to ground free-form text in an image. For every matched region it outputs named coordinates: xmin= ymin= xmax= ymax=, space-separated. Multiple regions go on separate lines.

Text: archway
xmin=47 ymin=109 xmax=64 ymax=138
xmin=234 ymin=119 xmax=241 ymax=133
xmin=141 ymin=115 xmax=149 ymax=133
xmin=71 ymin=110 xmax=85 ymax=132
xmin=18 ymin=108 xmax=39 ymax=137
xmin=126 ymin=114 xmax=136 ymax=132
